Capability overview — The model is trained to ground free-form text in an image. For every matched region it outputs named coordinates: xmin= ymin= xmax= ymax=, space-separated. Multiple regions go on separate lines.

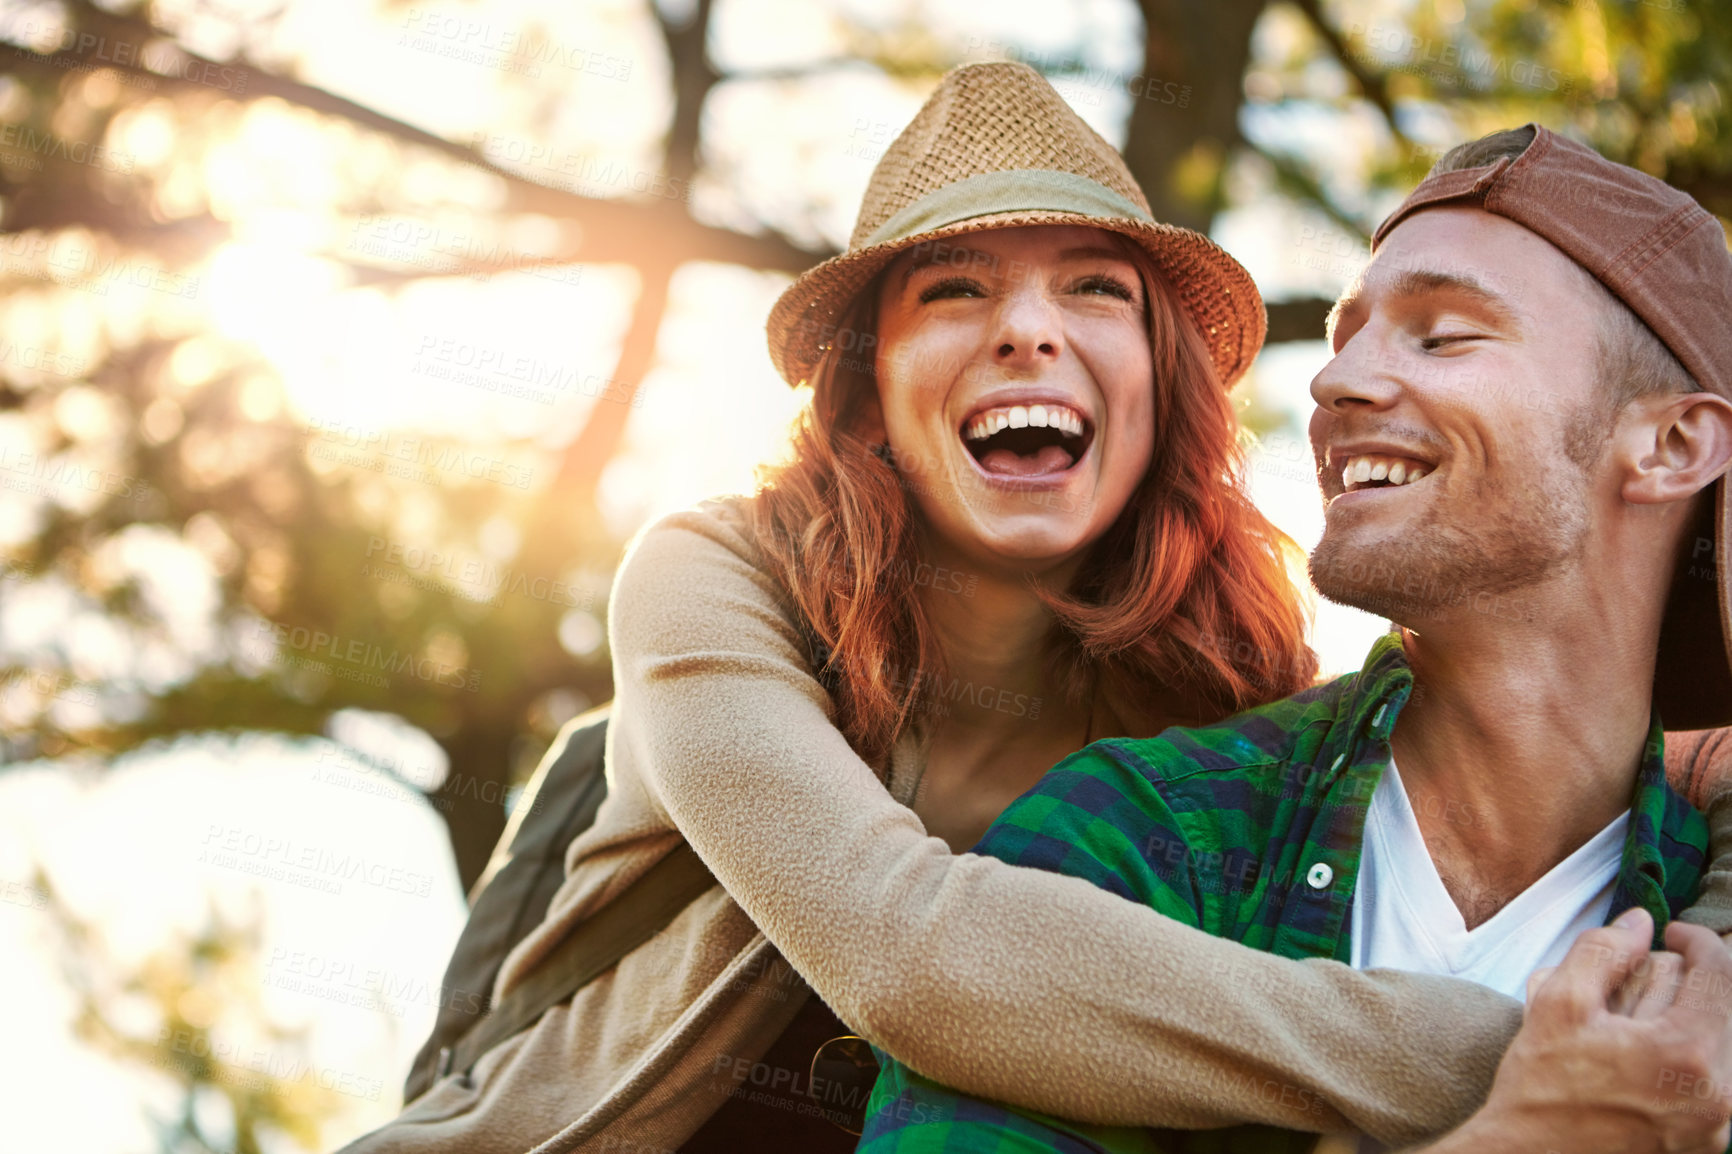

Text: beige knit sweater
xmin=340 ymin=495 xmax=1732 ymax=1154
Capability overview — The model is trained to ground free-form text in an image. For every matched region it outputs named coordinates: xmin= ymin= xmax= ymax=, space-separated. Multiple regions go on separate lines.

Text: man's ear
xmin=1620 ymin=391 xmax=1732 ymax=506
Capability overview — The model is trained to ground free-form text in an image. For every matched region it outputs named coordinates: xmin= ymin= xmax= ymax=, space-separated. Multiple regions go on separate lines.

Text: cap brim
xmin=765 ymin=210 xmax=1267 ymax=391
xmin=1654 ymin=473 xmax=1732 ymax=729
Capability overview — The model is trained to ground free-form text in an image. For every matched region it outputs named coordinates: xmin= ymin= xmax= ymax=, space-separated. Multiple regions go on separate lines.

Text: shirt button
xmin=1306 ymin=862 xmax=1334 ymax=890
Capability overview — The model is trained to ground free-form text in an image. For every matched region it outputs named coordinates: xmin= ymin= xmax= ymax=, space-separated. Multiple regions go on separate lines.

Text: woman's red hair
xmin=748 ymin=236 xmax=1317 ymax=766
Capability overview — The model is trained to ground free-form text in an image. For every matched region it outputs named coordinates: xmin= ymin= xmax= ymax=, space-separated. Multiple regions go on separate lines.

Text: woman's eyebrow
xmin=898 ymin=247 xmax=983 ymax=289
xmin=898 ymin=243 xmax=1136 ymax=290
xmin=1056 ymin=245 xmax=1135 ymax=264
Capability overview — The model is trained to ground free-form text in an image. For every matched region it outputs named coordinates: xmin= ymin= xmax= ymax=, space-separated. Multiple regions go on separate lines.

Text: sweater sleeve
xmin=1666 ymin=728 xmax=1732 ymax=935
xmin=606 ymin=503 xmax=1522 ymax=1146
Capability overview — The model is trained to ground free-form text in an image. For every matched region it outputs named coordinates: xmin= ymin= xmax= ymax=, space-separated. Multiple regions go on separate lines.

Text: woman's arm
xmin=607 ymin=504 xmax=1521 ymax=1146
xmin=1667 ymin=728 xmax=1732 ymax=936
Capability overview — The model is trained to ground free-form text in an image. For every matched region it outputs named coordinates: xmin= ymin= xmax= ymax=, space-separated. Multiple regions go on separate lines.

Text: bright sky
xmin=0 ymin=0 xmax=1394 ymax=1148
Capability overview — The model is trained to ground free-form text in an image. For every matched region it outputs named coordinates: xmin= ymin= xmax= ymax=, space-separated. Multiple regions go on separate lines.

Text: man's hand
xmin=1413 ymin=908 xmax=1732 ymax=1154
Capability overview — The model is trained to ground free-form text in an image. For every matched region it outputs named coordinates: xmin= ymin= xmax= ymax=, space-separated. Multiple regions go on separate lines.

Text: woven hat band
xmin=860 ymin=169 xmax=1154 ymax=249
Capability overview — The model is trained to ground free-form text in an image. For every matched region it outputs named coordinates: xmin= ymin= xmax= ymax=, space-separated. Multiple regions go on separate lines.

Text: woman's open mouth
xmin=960 ymin=403 xmax=1094 ymax=478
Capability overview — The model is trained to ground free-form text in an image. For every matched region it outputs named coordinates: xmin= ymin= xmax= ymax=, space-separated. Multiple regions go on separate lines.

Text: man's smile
xmin=1338 ymin=453 xmax=1432 ymax=491
xmin=1322 ymin=442 xmax=1441 ymax=503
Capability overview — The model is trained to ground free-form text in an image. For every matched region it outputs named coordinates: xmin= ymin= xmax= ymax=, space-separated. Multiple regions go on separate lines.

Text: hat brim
xmin=1654 ymin=473 xmax=1732 ymax=730
xmin=765 ymin=209 xmax=1267 ymax=391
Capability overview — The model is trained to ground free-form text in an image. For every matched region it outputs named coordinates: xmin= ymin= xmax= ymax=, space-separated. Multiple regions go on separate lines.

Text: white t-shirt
xmin=1320 ymin=760 xmax=1629 ymax=1154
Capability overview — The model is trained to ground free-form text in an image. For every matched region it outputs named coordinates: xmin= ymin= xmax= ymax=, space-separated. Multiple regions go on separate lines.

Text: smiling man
xmin=856 ymin=125 xmax=1732 ymax=1153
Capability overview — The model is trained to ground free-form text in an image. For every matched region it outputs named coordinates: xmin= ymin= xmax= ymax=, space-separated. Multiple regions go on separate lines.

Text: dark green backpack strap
xmin=403 ymin=705 xmax=614 ymax=1104
xmin=438 ymin=840 xmax=717 ymax=1083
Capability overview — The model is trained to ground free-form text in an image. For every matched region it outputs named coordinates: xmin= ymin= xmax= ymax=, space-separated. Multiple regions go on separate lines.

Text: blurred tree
xmin=36 ymin=868 xmax=351 ymax=1153
xmin=0 ymin=0 xmax=1726 ymax=908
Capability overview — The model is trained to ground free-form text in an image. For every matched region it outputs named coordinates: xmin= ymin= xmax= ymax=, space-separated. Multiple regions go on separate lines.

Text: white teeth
xmin=962 ymin=403 xmax=1088 ymax=441
xmin=1338 ymin=454 xmax=1433 ymax=491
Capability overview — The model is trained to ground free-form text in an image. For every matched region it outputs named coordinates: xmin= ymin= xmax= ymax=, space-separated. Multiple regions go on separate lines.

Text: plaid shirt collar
xmin=1329 ymin=631 xmax=1695 ymax=939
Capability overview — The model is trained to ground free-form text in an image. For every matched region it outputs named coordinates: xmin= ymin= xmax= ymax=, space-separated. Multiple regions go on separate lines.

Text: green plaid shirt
xmin=857 ymin=632 xmax=1709 ymax=1154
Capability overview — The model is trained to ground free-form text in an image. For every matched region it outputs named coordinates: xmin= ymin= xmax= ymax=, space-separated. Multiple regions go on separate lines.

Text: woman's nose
xmin=991 ymin=285 xmax=1062 ymax=366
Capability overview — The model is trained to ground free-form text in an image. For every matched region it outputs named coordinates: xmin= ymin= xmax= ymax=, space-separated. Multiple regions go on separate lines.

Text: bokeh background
xmin=0 ymin=0 xmax=1726 ymax=1149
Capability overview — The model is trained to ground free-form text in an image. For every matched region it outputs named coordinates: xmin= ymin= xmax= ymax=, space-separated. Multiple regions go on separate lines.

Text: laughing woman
xmin=343 ymin=63 xmax=1732 ymax=1154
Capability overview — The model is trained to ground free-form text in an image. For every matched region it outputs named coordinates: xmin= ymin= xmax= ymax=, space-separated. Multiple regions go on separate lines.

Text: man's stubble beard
xmin=1308 ymin=400 xmax=1608 ymax=622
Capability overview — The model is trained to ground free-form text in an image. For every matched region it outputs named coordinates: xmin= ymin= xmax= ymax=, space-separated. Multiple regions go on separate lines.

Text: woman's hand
xmin=1412 ymin=911 xmax=1732 ymax=1154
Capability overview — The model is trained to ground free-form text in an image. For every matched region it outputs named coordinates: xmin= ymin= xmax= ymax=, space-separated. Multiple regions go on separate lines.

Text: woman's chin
xmin=915 ymin=468 xmax=1119 ymax=573
xmin=946 ymin=516 xmax=1096 ymax=572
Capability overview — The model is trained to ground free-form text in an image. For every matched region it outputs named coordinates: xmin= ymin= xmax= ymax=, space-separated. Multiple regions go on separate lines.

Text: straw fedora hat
xmin=765 ymin=61 xmax=1265 ymax=391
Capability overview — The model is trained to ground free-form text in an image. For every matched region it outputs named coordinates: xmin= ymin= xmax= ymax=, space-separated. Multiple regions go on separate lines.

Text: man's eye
xmin=1075 ymin=274 xmax=1136 ymax=301
xmin=918 ymin=277 xmax=986 ymax=302
xmin=1420 ymin=333 xmax=1477 ymax=351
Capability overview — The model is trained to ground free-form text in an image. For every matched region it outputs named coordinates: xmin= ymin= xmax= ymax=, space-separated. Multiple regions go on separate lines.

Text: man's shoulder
xmin=1083 ymin=672 xmax=1357 ymax=791
xmin=977 ymin=673 xmax=1369 ymax=924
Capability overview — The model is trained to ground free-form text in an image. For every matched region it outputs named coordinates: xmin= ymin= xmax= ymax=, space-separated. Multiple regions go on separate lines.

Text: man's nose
xmin=1309 ymin=328 xmax=1401 ymax=416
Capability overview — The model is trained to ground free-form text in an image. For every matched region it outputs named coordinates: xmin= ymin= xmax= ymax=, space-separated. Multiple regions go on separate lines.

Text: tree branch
xmin=521 ymin=0 xmax=726 ymax=522
xmin=1266 ymin=296 xmax=1334 ymax=344
xmin=538 ymin=255 xmax=678 ymax=508
xmin=1287 ymin=0 xmax=1414 ymax=151
xmin=1246 ymin=138 xmax=1372 ymax=245
xmin=6 ymin=8 xmax=831 ymax=276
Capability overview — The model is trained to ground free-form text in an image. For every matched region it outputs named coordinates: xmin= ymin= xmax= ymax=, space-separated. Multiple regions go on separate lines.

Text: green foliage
xmin=1245 ymin=0 xmax=1732 ymax=227
xmin=0 ymin=0 xmax=619 ymax=892
xmin=37 ymin=868 xmax=349 ymax=1153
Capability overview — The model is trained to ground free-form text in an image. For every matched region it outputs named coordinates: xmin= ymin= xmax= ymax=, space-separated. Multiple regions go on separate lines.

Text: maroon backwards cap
xmin=1371 ymin=124 xmax=1732 ymax=730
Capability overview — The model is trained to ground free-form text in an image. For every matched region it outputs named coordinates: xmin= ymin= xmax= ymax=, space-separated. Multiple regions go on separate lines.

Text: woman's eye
xmin=918 ymin=276 xmax=987 ymax=302
xmin=1075 ymin=274 xmax=1136 ymax=302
